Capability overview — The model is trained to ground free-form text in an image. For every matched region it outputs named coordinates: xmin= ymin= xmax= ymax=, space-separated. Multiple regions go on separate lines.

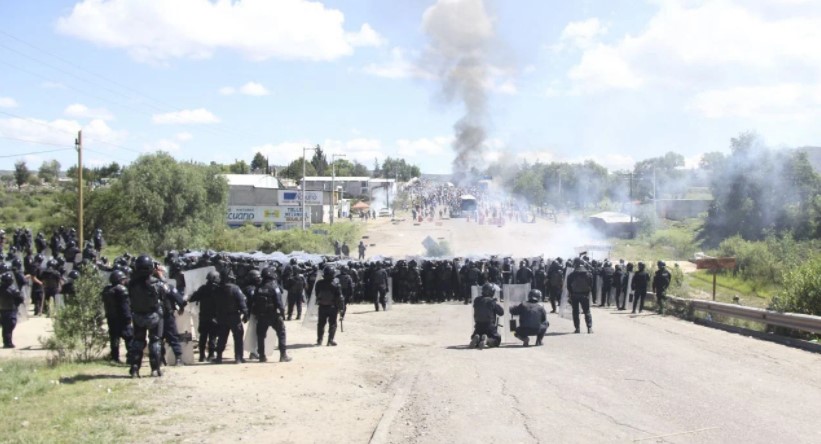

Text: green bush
xmin=770 ymin=255 xmax=821 ymax=316
xmin=41 ymin=266 xmax=109 ymax=362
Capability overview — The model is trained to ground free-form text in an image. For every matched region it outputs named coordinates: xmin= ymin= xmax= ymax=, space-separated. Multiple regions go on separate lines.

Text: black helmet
xmin=206 ymin=270 xmax=221 ymax=284
xmin=248 ymin=269 xmax=262 ymax=283
xmin=481 ymin=283 xmax=496 ymax=298
xmin=0 ymin=263 xmax=8 ymax=273
xmin=638 ymin=262 xmax=645 ymax=270
xmin=657 ymin=260 xmax=666 ymax=268
xmin=528 ymin=289 xmax=541 ymax=302
xmin=68 ymin=270 xmax=80 ymax=280
xmin=0 ymin=272 xmax=13 ymax=286
xmin=47 ymin=259 xmax=58 ymax=269
xmin=261 ymin=267 xmax=276 ymax=281
xmin=34 ymin=253 xmax=45 ymax=263
xmin=134 ymin=255 xmax=155 ymax=277
xmin=573 ymin=258 xmax=582 ymax=267
xmin=323 ymin=266 xmax=335 ymax=279
xmin=11 ymin=258 xmax=21 ymax=269
xmin=110 ymin=270 xmax=126 ymax=285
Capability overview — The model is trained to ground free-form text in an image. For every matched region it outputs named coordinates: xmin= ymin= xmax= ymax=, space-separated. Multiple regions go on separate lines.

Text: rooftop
xmin=222 ymin=174 xmax=280 ymax=189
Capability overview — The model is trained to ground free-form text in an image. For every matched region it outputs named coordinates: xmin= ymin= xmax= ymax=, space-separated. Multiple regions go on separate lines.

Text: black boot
xmin=129 ymin=365 xmax=140 ymax=378
xmin=279 ymin=350 xmax=292 ymax=362
xmin=174 ymin=355 xmax=184 ymax=366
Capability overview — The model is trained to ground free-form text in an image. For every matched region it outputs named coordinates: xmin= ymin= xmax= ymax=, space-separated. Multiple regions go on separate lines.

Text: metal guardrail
xmin=664 ymin=295 xmax=821 ymax=335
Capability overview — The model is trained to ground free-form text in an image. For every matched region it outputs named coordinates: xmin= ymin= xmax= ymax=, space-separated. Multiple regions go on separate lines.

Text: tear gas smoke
xmin=421 ymin=0 xmax=494 ymax=184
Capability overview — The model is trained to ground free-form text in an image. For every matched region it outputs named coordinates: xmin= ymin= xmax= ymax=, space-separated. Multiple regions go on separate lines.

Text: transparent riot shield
xmin=595 ymin=275 xmax=602 ymax=305
xmin=470 ymin=285 xmax=481 ymax=302
xmin=301 ymin=283 xmax=319 ymax=329
xmin=18 ymin=280 xmax=31 ymax=322
xmin=165 ymin=278 xmax=196 ymax=364
xmin=559 ymin=267 xmax=574 ymax=319
xmin=181 ymin=266 xmax=215 ymax=338
xmin=626 ymin=272 xmax=635 ymax=310
xmin=502 ymin=284 xmax=530 ymax=344
xmin=385 ymin=277 xmax=393 ymax=311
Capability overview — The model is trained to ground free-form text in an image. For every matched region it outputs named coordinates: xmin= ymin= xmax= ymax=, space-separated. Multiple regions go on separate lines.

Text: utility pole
xmin=75 ymin=130 xmax=84 ymax=248
xmin=302 ymin=146 xmax=317 ymax=230
xmin=330 ymin=153 xmax=345 ymax=225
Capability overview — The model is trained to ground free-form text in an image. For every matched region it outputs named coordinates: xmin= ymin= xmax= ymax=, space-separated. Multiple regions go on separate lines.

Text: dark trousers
xmin=570 ymin=294 xmax=593 ymax=330
xmin=656 ymin=291 xmax=666 ymax=313
xmin=548 ymin=286 xmax=561 ymax=311
xmin=129 ymin=312 xmax=163 ymax=371
xmin=106 ymin=317 xmax=133 ymax=361
xmin=375 ymin=288 xmax=387 ymax=311
xmin=257 ymin=315 xmax=286 ymax=357
xmin=162 ymin=312 xmax=182 ymax=359
xmin=633 ymin=290 xmax=647 ymax=313
xmin=198 ymin=318 xmax=217 ymax=358
xmin=600 ymin=284 xmax=612 ymax=306
xmin=216 ymin=322 xmax=244 ymax=360
xmin=1 ymin=310 xmax=17 ymax=346
xmin=515 ymin=325 xmax=547 ymax=343
xmin=614 ymin=285 xmax=624 ymax=309
xmin=32 ymin=289 xmax=43 ymax=315
xmin=317 ymin=305 xmax=338 ymax=343
xmin=287 ymin=294 xmax=303 ymax=319
xmin=471 ymin=322 xmax=501 ymax=347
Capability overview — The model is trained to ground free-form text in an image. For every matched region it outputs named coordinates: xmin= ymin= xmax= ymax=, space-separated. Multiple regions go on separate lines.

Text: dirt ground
xmin=3 ymin=217 xmax=821 ymax=443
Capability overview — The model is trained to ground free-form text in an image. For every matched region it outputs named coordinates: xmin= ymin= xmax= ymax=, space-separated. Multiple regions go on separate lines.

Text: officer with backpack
xmin=315 ymin=266 xmax=345 ymax=346
xmin=252 ymin=267 xmax=292 ymax=362
xmin=546 ymin=258 xmax=564 ymax=313
xmin=652 ymin=261 xmax=672 ymax=314
xmin=598 ymin=261 xmax=615 ymax=307
xmin=566 ymin=258 xmax=593 ymax=334
xmin=127 ymin=255 xmax=168 ymax=377
xmin=631 ymin=262 xmax=651 ymax=314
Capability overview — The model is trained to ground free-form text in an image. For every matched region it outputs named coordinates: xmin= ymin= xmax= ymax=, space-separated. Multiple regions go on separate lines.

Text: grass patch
xmin=685 ymin=271 xmax=775 ymax=308
xmin=0 ymin=359 xmax=151 ymax=443
xmin=610 ymin=218 xmax=701 ymax=261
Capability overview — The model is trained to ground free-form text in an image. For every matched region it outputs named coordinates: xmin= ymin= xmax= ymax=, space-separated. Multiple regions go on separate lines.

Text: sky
xmin=1 ymin=0 xmax=820 ymax=174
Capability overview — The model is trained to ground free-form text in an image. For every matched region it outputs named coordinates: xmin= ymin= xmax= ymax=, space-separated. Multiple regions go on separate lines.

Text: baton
xmin=341 ymin=318 xmax=344 ymax=332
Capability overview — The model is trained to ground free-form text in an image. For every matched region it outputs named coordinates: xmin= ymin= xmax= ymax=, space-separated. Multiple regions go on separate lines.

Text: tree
xmin=14 ymin=160 xmax=30 ymax=189
xmin=632 ymin=152 xmax=686 ymax=201
xmin=228 ymin=160 xmax=250 ymax=174
xmin=38 ymin=159 xmax=61 ymax=183
xmin=84 ymin=153 xmax=228 ymax=254
xmin=251 ymin=152 xmax=267 ymax=173
xmin=699 ymin=152 xmax=725 ymax=170
xmin=310 ymin=145 xmax=328 ymax=176
xmin=280 ymin=157 xmax=317 ymax=180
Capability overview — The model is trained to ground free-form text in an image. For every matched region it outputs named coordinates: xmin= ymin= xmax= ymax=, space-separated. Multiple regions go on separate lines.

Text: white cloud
xmin=363 ymin=47 xmax=431 ymax=79
xmin=396 ymin=136 xmax=450 ymax=157
xmin=220 ymin=82 xmax=271 ymax=96
xmin=559 ymin=1 xmax=821 ymax=103
xmin=689 ymin=83 xmax=821 ymax=121
xmin=56 ymin=0 xmax=383 ymax=63
xmin=239 ymin=82 xmax=270 ymax=96
xmin=64 ymin=103 xmax=114 ymax=120
xmin=152 ymin=108 xmax=219 ymax=125
xmin=555 ymin=18 xmax=608 ymax=51
xmin=175 ymin=132 xmax=193 ymax=141
xmin=0 ymin=97 xmax=18 ymax=108
xmin=0 ymin=116 xmax=126 ymax=147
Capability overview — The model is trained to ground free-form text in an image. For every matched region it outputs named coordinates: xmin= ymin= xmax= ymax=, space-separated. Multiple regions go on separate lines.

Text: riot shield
xmin=626 ymin=272 xmax=635 ymax=310
xmin=559 ymin=267 xmax=574 ymax=319
xmin=18 ymin=281 xmax=31 ymax=322
xmin=595 ymin=274 xmax=602 ymax=305
xmin=470 ymin=285 xmax=481 ymax=302
xmin=385 ymin=277 xmax=393 ymax=311
xmin=166 ymin=278 xmax=196 ymax=364
xmin=301 ymin=283 xmax=319 ymax=329
xmin=502 ymin=284 xmax=530 ymax=344
xmin=181 ymin=266 xmax=215 ymax=338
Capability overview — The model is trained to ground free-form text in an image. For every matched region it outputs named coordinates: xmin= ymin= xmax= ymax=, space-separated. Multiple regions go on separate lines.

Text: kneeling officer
xmin=509 ymin=289 xmax=548 ymax=346
xmin=469 ymin=283 xmax=503 ymax=349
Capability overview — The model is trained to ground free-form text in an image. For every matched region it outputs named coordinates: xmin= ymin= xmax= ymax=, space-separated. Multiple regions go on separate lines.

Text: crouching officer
xmin=0 ymin=268 xmax=24 ymax=348
xmin=127 ymin=255 xmax=168 ymax=378
xmin=253 ymin=267 xmax=292 ymax=362
xmin=469 ymin=283 xmax=503 ymax=349
xmin=510 ymin=289 xmax=548 ymax=346
xmin=101 ymin=270 xmax=133 ymax=362
xmin=315 ymin=267 xmax=346 ymax=346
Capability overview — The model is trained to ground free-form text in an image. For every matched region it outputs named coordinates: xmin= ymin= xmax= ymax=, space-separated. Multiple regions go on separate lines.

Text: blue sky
xmin=1 ymin=0 xmax=820 ymax=174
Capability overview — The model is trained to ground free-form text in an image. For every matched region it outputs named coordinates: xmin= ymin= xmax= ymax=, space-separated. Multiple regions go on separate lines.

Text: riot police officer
xmin=469 ymin=283 xmax=503 ymax=349
xmin=214 ymin=268 xmax=249 ymax=364
xmin=653 ymin=261 xmax=672 ymax=314
xmin=127 ymin=255 xmax=168 ymax=377
xmin=188 ymin=271 xmax=221 ymax=362
xmin=315 ymin=266 xmax=345 ymax=346
xmin=566 ymin=258 xmax=593 ymax=334
xmin=0 ymin=267 xmax=24 ymax=348
xmin=631 ymin=262 xmax=651 ymax=314
xmin=102 ymin=270 xmax=133 ymax=362
xmin=509 ymin=289 xmax=549 ymax=346
xmin=252 ymin=267 xmax=292 ymax=362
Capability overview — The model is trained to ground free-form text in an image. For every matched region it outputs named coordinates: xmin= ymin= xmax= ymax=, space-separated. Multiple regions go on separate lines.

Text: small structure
xmin=587 ymin=211 xmax=638 ymax=237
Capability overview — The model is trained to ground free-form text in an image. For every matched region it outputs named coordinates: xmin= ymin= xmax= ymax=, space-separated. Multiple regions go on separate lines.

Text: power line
xmin=0 ymin=146 xmax=73 ymax=158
